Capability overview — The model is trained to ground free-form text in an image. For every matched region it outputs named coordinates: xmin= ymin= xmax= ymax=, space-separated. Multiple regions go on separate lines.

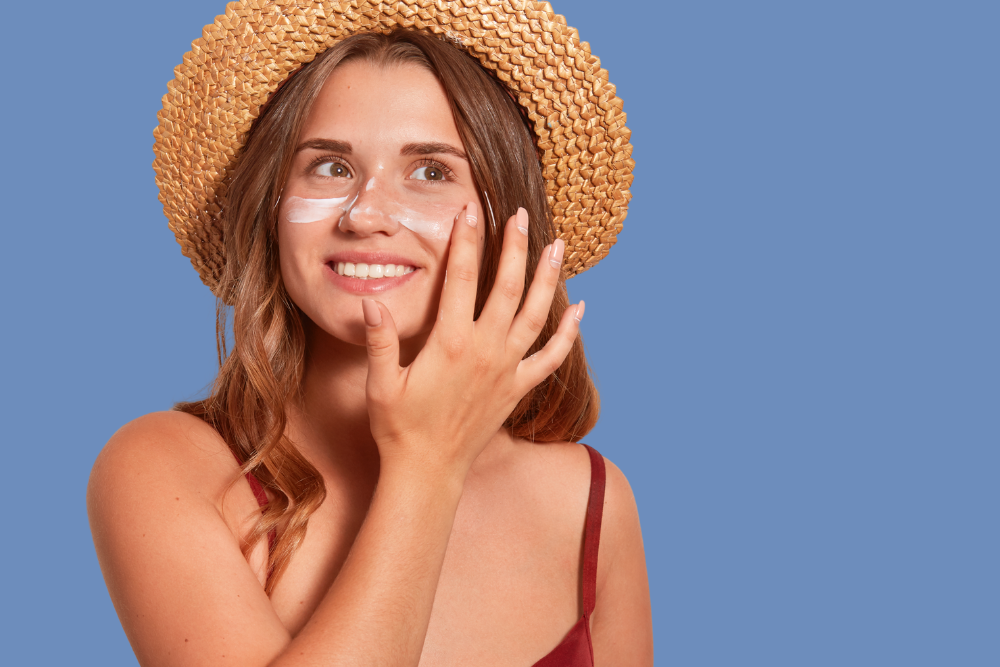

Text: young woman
xmin=89 ymin=4 xmax=651 ymax=665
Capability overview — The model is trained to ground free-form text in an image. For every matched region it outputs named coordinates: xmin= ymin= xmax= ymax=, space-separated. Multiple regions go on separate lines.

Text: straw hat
xmin=153 ymin=0 xmax=634 ymax=296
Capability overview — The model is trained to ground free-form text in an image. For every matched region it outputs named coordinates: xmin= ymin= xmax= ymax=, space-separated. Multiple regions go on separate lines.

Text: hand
xmin=360 ymin=201 xmax=584 ymax=479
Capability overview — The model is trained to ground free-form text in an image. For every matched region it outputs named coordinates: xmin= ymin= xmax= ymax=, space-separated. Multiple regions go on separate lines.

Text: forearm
xmin=271 ymin=465 xmax=465 ymax=667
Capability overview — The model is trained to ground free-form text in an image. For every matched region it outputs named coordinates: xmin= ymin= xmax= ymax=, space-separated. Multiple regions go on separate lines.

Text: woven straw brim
xmin=153 ymin=0 xmax=634 ymax=297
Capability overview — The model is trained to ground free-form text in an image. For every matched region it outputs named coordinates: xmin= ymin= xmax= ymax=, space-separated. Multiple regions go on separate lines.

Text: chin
xmin=307 ymin=309 xmax=431 ymax=352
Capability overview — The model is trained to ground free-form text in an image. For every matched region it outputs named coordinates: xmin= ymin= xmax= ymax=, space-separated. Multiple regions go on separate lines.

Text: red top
xmin=243 ymin=444 xmax=606 ymax=666
xmin=531 ymin=444 xmax=606 ymax=666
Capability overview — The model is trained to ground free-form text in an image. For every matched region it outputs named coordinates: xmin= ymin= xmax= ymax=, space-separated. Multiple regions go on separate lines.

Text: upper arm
xmin=87 ymin=411 xmax=290 ymax=667
xmin=590 ymin=458 xmax=654 ymax=666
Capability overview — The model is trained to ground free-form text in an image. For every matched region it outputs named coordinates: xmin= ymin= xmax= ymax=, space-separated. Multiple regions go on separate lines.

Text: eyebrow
xmin=400 ymin=142 xmax=468 ymax=161
xmin=293 ymin=138 xmax=467 ymax=161
xmin=295 ymin=138 xmax=352 ymax=154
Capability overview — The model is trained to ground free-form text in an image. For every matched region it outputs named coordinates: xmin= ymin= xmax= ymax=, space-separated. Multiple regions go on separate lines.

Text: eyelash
xmin=305 ymin=156 xmax=456 ymax=181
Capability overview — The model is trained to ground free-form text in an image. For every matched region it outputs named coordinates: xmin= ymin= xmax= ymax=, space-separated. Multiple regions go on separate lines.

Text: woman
xmin=88 ymin=2 xmax=651 ymax=665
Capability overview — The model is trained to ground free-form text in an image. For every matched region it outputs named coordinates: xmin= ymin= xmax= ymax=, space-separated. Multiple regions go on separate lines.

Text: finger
xmin=435 ymin=201 xmax=481 ymax=339
xmin=479 ymin=207 xmax=530 ymax=333
xmin=516 ymin=300 xmax=584 ymax=390
xmin=507 ymin=237 xmax=565 ymax=356
xmin=363 ymin=298 xmax=401 ymax=403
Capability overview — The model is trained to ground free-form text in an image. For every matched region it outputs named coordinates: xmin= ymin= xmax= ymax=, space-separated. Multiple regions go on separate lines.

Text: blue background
xmin=2 ymin=1 xmax=996 ymax=664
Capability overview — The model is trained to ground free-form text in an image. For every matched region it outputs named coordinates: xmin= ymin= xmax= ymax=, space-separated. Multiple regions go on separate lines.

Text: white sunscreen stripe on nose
xmin=349 ymin=204 xmax=376 ymax=222
xmin=366 ymin=177 xmax=376 ymax=191
xmin=283 ymin=195 xmax=349 ymax=223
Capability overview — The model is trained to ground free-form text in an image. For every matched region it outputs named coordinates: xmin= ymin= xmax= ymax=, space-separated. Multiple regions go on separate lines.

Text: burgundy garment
xmin=242 ymin=467 xmax=277 ymax=553
xmin=233 ymin=452 xmax=277 ymax=554
xmin=531 ymin=444 xmax=606 ymax=666
xmin=242 ymin=444 xmax=607 ymax=666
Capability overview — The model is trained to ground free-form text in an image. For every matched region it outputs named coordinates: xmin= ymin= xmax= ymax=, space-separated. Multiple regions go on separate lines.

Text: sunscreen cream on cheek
xmin=283 ymin=195 xmax=351 ymax=223
xmin=392 ymin=205 xmax=456 ymax=241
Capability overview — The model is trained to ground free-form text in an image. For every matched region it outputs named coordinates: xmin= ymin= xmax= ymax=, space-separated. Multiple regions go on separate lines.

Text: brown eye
xmin=316 ymin=162 xmax=352 ymax=178
xmin=411 ymin=165 xmax=445 ymax=181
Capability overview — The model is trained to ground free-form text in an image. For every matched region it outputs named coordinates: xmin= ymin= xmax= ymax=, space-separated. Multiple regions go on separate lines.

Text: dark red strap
xmin=232 ymin=451 xmax=277 ymax=554
xmin=581 ymin=444 xmax=606 ymax=617
xmin=244 ymin=470 xmax=270 ymax=508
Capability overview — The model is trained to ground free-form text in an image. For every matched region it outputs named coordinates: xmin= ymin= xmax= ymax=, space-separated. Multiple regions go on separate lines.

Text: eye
xmin=314 ymin=161 xmax=352 ymax=178
xmin=410 ymin=165 xmax=446 ymax=181
xmin=409 ymin=159 xmax=454 ymax=182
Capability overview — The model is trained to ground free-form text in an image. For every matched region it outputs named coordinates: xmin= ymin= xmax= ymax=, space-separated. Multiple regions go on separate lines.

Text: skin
xmin=88 ymin=61 xmax=653 ymax=666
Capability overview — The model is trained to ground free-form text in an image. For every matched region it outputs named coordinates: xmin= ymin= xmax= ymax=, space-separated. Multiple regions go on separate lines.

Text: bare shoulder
xmin=88 ymin=410 xmax=239 ymax=512
xmin=514 ymin=440 xmax=639 ymax=535
xmin=86 ymin=409 xmax=264 ymax=570
xmin=586 ymin=450 xmax=654 ymax=666
xmin=91 ymin=409 xmax=231 ymax=475
xmin=506 ymin=441 xmax=642 ymax=576
xmin=517 ymin=441 xmax=652 ymax=663
xmin=515 ymin=438 xmax=594 ymax=490
xmin=597 ymin=454 xmax=643 ymax=568
xmin=87 ymin=412 xmax=283 ymax=664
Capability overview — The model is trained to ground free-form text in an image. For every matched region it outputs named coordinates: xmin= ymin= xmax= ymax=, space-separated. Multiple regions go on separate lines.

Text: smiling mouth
xmin=330 ymin=261 xmax=416 ymax=280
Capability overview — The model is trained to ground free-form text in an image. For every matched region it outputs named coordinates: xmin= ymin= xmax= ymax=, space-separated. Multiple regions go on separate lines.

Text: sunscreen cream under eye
xmin=283 ymin=196 xmax=351 ymax=223
xmin=281 ymin=181 xmax=459 ymax=242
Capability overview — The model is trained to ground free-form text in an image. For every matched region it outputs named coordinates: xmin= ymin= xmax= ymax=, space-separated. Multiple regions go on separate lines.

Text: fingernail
xmin=362 ymin=298 xmax=382 ymax=327
xmin=516 ymin=207 xmax=528 ymax=236
xmin=574 ymin=300 xmax=586 ymax=323
xmin=548 ymin=238 xmax=565 ymax=269
xmin=465 ymin=201 xmax=479 ymax=227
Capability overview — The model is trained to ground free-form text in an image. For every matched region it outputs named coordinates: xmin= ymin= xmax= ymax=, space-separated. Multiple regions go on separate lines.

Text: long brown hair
xmin=176 ymin=29 xmax=599 ymax=592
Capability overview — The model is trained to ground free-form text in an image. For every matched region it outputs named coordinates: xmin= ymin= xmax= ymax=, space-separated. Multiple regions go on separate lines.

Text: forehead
xmin=300 ymin=60 xmax=461 ymax=147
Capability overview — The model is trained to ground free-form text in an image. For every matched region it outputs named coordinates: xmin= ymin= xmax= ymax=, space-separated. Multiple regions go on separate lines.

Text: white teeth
xmin=334 ymin=262 xmax=415 ymax=279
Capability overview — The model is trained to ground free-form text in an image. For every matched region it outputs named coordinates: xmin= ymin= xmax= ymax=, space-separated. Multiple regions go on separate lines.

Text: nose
xmin=337 ymin=177 xmax=400 ymax=237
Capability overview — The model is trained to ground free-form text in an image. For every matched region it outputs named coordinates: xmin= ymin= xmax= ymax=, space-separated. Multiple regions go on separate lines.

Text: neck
xmin=288 ymin=320 xmax=517 ymax=494
xmin=290 ymin=322 xmax=380 ymax=492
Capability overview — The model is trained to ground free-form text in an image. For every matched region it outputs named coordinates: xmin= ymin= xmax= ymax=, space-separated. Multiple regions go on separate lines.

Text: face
xmin=278 ymin=60 xmax=484 ymax=348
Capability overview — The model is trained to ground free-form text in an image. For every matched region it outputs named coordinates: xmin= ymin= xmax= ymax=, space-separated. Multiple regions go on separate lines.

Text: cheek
xmin=276 ymin=219 xmax=320 ymax=296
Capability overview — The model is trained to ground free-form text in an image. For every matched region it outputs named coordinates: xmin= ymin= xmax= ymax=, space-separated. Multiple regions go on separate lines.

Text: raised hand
xmin=360 ymin=201 xmax=584 ymax=479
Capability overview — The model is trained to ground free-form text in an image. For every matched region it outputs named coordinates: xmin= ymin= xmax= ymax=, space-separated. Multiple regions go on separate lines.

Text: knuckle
xmin=530 ymin=354 xmax=557 ymax=377
xmin=366 ymin=337 xmax=395 ymax=357
xmin=473 ymin=351 xmax=493 ymax=375
xmin=452 ymin=267 xmax=478 ymax=283
xmin=497 ymin=277 xmax=523 ymax=302
xmin=443 ymin=337 xmax=468 ymax=359
xmin=522 ymin=311 xmax=548 ymax=335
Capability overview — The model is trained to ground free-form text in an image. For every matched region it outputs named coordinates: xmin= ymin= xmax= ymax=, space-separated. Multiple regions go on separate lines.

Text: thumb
xmin=362 ymin=298 xmax=400 ymax=392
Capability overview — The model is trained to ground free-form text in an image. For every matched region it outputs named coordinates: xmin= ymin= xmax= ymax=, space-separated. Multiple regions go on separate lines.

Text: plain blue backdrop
xmin=2 ymin=1 xmax=996 ymax=664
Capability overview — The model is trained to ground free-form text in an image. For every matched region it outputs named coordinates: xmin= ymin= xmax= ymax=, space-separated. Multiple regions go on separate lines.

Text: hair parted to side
xmin=175 ymin=28 xmax=599 ymax=593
